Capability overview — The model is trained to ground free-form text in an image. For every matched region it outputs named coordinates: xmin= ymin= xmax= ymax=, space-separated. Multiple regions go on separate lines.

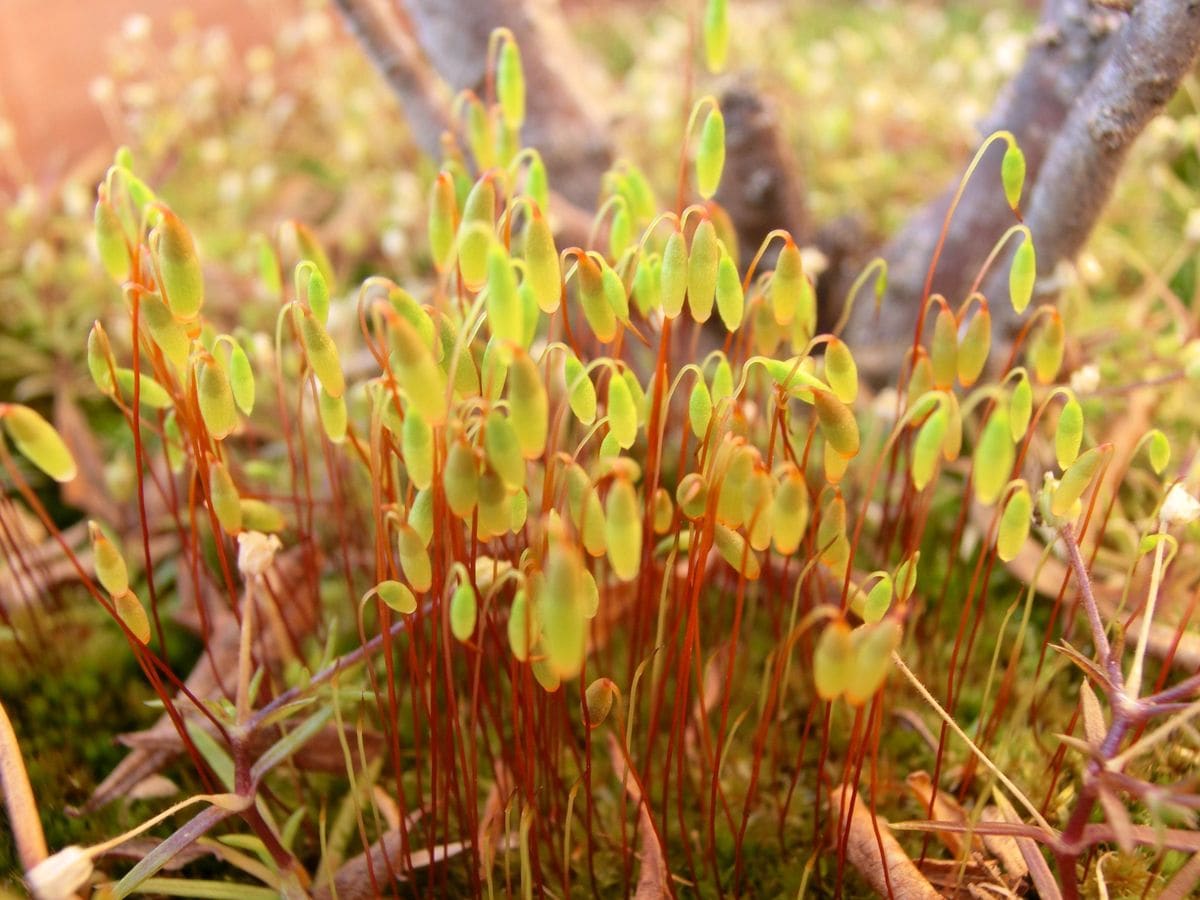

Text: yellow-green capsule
xmin=974 ymin=408 xmax=1014 ymax=506
xmin=450 ymin=582 xmax=477 ymax=642
xmin=607 ymin=373 xmax=637 ymax=449
xmin=481 ymin=337 xmax=509 ymax=403
xmin=477 ymin=467 xmax=512 ymax=538
xmin=771 ymin=467 xmax=809 ymax=555
xmin=1009 ymin=375 xmax=1032 ymax=441
xmin=824 ymin=440 xmax=849 ymax=485
xmin=402 ymin=409 xmax=434 ymax=490
xmin=906 ymin=353 xmax=934 ymax=411
xmin=660 ymin=230 xmax=689 ymax=319
xmin=228 ymin=341 xmax=255 ymax=414
xmin=711 ymin=357 xmax=733 ymax=407
xmin=511 ymin=487 xmax=529 ymax=533
xmin=240 ymin=498 xmax=285 ymax=533
xmin=1009 ymin=236 xmax=1036 ymax=315
xmin=609 ymin=205 xmax=632 ymax=260
xmin=941 ymin=391 xmax=963 ymax=462
xmin=845 ymin=620 xmax=903 ymax=706
xmin=695 ymin=107 xmax=726 ymax=200
xmin=1147 ymin=429 xmax=1170 ymax=475
xmin=745 ymin=470 xmax=774 ymax=552
xmin=1029 ymin=312 xmax=1064 ymax=384
xmin=508 ymin=350 xmax=548 ymax=459
xmin=632 ymin=252 xmax=661 ymax=315
xmin=484 ymin=410 xmax=525 ymax=490
xmin=653 ymin=487 xmax=673 ymax=534
xmin=601 ymin=262 xmax=629 ymax=323
xmin=254 ymin=233 xmax=282 ymax=299
xmin=814 ymin=390 xmax=860 ymax=458
xmin=508 ymin=588 xmax=536 ymax=660
xmin=377 ymin=580 xmax=417 ymax=615
xmin=930 ymin=307 xmax=958 ymax=390
xmin=715 ymin=250 xmax=744 ymax=330
xmin=677 ymin=472 xmax=709 ymax=520
xmin=825 ymin=338 xmax=858 ymax=404
xmin=1001 ymin=142 xmax=1026 ymax=211
xmin=292 ymin=220 xmax=335 ymax=288
xmin=526 ymin=154 xmax=550 ymax=214
xmin=196 ymin=357 xmax=238 ymax=440
xmin=605 ymin=477 xmax=642 ymax=582
xmin=1056 ymin=397 xmax=1083 ymax=469
xmin=577 ymin=253 xmax=618 ymax=342
xmin=911 ymin=406 xmax=948 ymax=490
xmin=428 ymin=171 xmax=458 ymax=272
xmin=703 ymin=0 xmax=729 ymax=72
xmin=496 ymin=39 xmax=526 ymax=130
xmin=689 ymin=378 xmax=713 ymax=440
xmin=486 ymin=242 xmax=523 ymax=344
xmin=443 ymin=440 xmax=479 ymax=519
xmin=114 ymin=369 xmax=173 ymax=410
xmin=565 ymin=464 xmax=606 ymax=556
xmin=156 ymin=207 xmax=204 ymax=320
xmin=466 ymin=98 xmax=495 ymax=171
xmin=565 ymin=354 xmax=596 ymax=425
xmin=585 ymin=677 xmax=616 ymax=727
xmin=813 ymin=620 xmax=853 ymax=701
xmin=390 ymin=314 xmax=448 ymax=426
xmin=1051 ymin=446 xmax=1104 ymax=518
xmin=997 ymin=485 xmax=1032 ymax=562
xmin=318 ymin=387 xmax=347 ymax=444
xmin=895 ymin=553 xmax=920 ymax=602
xmin=524 ymin=209 xmax=561 ymax=313
xmin=539 ymin=542 xmax=587 ymax=678
xmin=395 ymin=524 xmax=432 ymax=594
xmin=87 ymin=322 xmax=116 ymax=396
xmin=863 ymin=575 xmax=893 ymax=625
xmin=114 ymin=589 xmax=151 ymax=643
xmin=771 ymin=238 xmax=804 ymax=327
xmin=297 ymin=307 xmax=345 ymax=398
xmin=717 ymin=445 xmax=753 ymax=527
xmin=209 ymin=460 xmax=242 ymax=535
xmin=957 ymin=306 xmax=991 ymax=387
xmin=457 ymin=176 xmax=496 ymax=291
xmin=687 ymin=218 xmax=719 ymax=323
xmin=94 ymin=198 xmax=130 ymax=283
xmin=409 ymin=487 xmax=434 ymax=547
xmin=817 ymin=491 xmax=849 ymax=573
xmin=304 ymin=265 xmax=330 ymax=325
xmin=89 ymin=522 xmax=128 ymax=596
xmin=713 ymin=523 xmax=760 ymax=579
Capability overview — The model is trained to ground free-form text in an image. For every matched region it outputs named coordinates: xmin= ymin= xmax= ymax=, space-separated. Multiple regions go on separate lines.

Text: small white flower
xmin=26 ymin=845 xmax=93 ymax=900
xmin=237 ymin=531 xmax=282 ymax=579
xmin=1069 ymin=364 xmax=1100 ymax=395
xmin=1160 ymin=484 xmax=1200 ymax=527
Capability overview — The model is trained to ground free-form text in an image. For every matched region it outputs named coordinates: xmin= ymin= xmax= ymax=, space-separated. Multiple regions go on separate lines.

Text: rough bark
xmin=838 ymin=0 xmax=1200 ymax=379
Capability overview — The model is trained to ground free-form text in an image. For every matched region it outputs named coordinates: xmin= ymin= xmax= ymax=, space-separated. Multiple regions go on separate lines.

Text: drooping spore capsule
xmin=997 ymin=485 xmax=1032 ymax=562
xmin=844 ymin=620 xmax=902 ymax=706
xmin=450 ymin=582 xmax=478 ymax=642
xmin=94 ymin=198 xmax=130 ymax=283
xmin=89 ymin=522 xmax=128 ymax=596
xmin=318 ymin=388 xmax=346 ymax=444
xmin=486 ymin=242 xmax=523 ymax=345
xmin=402 ymin=408 xmax=434 ymax=490
xmin=377 ymin=580 xmax=417 ymax=615
xmin=930 ymin=306 xmax=958 ymax=390
xmin=428 ymin=171 xmax=458 ymax=272
xmin=457 ymin=176 xmax=496 ymax=291
xmin=496 ymin=38 xmax=526 ymax=130
xmin=974 ymin=408 xmax=1015 ymax=506
xmin=824 ymin=338 xmax=858 ymax=404
xmin=156 ymin=206 xmax=204 ymax=320
xmin=565 ymin=354 xmax=596 ymax=425
xmin=814 ymin=390 xmax=860 ymax=458
xmin=297 ymin=307 xmax=345 ymax=399
xmin=443 ymin=440 xmax=480 ymax=519
xmin=209 ymin=460 xmax=242 ymax=535
xmin=606 ymin=372 xmax=638 ymax=450
xmin=584 ymin=677 xmax=616 ymax=727
xmin=1 ymin=405 xmax=77 ymax=482
xmin=508 ymin=350 xmax=548 ymax=459
xmin=687 ymin=218 xmax=720 ymax=323
xmin=196 ymin=357 xmax=238 ymax=441
xmin=813 ymin=620 xmax=853 ymax=701
xmin=715 ymin=250 xmax=743 ymax=331
xmin=1051 ymin=446 xmax=1105 ymax=518
xmin=524 ymin=209 xmax=561 ymax=314
xmin=1009 ymin=236 xmax=1036 ymax=315
xmin=1001 ymin=142 xmax=1026 ymax=212
xmin=911 ymin=406 xmax=948 ymax=490
xmin=605 ymin=476 xmax=642 ymax=582
xmin=695 ymin=106 xmax=726 ymax=200
xmin=689 ymin=378 xmax=713 ymax=440
xmin=1056 ymin=397 xmax=1083 ymax=470
xmin=484 ymin=410 xmax=525 ymax=490
xmin=660 ymin=230 xmax=689 ymax=319
xmin=957 ymin=306 xmax=991 ymax=387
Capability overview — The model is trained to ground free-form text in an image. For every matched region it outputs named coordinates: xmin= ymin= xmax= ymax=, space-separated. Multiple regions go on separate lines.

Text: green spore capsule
xmin=240 ymin=499 xmax=285 ymax=533
xmin=227 ymin=341 xmax=255 ymax=414
xmin=1147 ymin=429 xmax=1170 ymax=475
xmin=703 ymin=0 xmax=729 ymax=72
xmin=450 ymin=582 xmax=478 ymax=642
xmin=713 ymin=523 xmax=760 ymax=579
xmin=89 ymin=522 xmax=128 ymax=596
xmin=376 ymin=580 xmax=417 ymax=615
xmin=209 ymin=460 xmax=242 ymax=535
xmin=155 ymin=206 xmax=204 ymax=320
xmin=1009 ymin=236 xmax=1036 ymax=314
xmin=957 ymin=306 xmax=991 ymax=387
xmin=565 ymin=354 xmax=596 ymax=425
xmin=297 ymin=306 xmax=345 ymax=398
xmin=605 ymin=476 xmax=642 ymax=582
xmin=601 ymin=261 xmax=630 ymax=323
xmin=863 ymin=576 xmax=893 ymax=624
xmin=845 ymin=620 xmax=903 ymax=706
xmin=484 ymin=411 xmax=525 ymax=490
xmin=486 ymin=242 xmax=524 ymax=345
xmin=824 ymin=338 xmax=858 ymax=404
xmin=660 ymin=230 xmax=689 ymax=318
xmin=577 ymin=253 xmax=618 ymax=342
xmin=814 ymin=390 xmax=860 ymax=458
xmin=401 ymin=409 xmax=434 ymax=490
xmin=585 ymin=677 xmax=616 ymax=728
xmin=94 ymin=198 xmax=130 ymax=283
xmin=318 ymin=388 xmax=346 ymax=444
xmin=524 ymin=209 xmax=561 ymax=313
xmin=457 ymin=176 xmax=496 ymax=291
xmin=1001 ymin=142 xmax=1026 ymax=211
xmin=771 ymin=467 xmax=809 ymax=555
xmin=496 ymin=39 xmax=526 ymax=129
xmin=911 ymin=406 xmax=948 ymax=491
xmin=508 ymin=350 xmax=548 ymax=459
xmin=428 ymin=171 xmax=458 ymax=272
xmin=197 ymin=357 xmax=238 ymax=440
xmin=397 ymin=523 xmax=433 ymax=592
xmin=606 ymin=373 xmax=638 ymax=449
xmin=895 ymin=553 xmax=919 ymax=602
xmin=974 ymin=408 xmax=1015 ymax=506
xmin=539 ymin=542 xmax=588 ymax=679
xmin=114 ymin=369 xmax=173 ymax=410
xmin=930 ymin=307 xmax=958 ymax=390
xmin=715 ymin=250 xmax=744 ymax=330
xmin=997 ymin=486 xmax=1032 ymax=562
xmin=443 ymin=440 xmax=480 ymax=519
xmin=677 ymin=472 xmax=709 ymax=520
xmin=1051 ymin=446 xmax=1105 ymax=518
xmin=813 ymin=620 xmax=854 ymax=701
xmin=609 ymin=205 xmax=632 ymax=260
xmin=695 ymin=106 xmax=726 ymax=200
xmin=771 ymin=238 xmax=804 ymax=327
xmin=689 ymin=378 xmax=713 ymax=440
xmin=687 ymin=218 xmax=720 ymax=323
xmin=1056 ymin=397 xmax=1084 ymax=469
xmin=1029 ymin=312 xmax=1064 ymax=384
xmin=114 ymin=590 xmax=151 ymax=643
xmin=1009 ymin=375 xmax=1032 ymax=441
xmin=389 ymin=314 xmax=448 ymax=426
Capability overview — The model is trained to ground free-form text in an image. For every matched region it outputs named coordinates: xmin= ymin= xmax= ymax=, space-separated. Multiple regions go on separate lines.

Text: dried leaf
xmin=829 ymin=784 xmax=940 ymax=900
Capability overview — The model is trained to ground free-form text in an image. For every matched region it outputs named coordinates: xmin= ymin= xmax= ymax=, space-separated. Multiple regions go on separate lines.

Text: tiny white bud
xmin=1160 ymin=483 xmax=1200 ymax=527
xmin=26 ymin=845 xmax=93 ymax=900
xmin=237 ymin=530 xmax=282 ymax=579
xmin=1068 ymin=364 xmax=1100 ymax=395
